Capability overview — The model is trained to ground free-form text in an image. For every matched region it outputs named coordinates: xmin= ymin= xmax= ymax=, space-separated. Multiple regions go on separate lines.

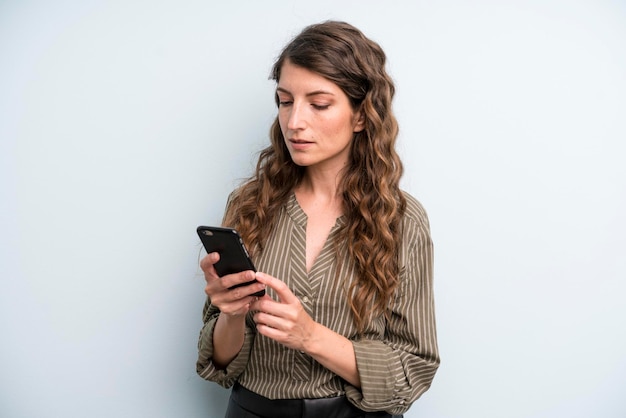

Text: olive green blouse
xmin=197 ymin=191 xmax=439 ymax=415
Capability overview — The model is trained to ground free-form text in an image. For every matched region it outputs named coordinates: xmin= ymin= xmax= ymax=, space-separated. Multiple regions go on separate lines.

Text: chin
xmin=291 ymin=160 xmax=313 ymax=168
xmin=287 ymin=154 xmax=314 ymax=167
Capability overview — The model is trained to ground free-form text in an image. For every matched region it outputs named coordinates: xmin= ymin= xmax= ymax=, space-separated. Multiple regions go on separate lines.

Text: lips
xmin=288 ymin=138 xmax=314 ymax=151
xmin=289 ymin=138 xmax=312 ymax=144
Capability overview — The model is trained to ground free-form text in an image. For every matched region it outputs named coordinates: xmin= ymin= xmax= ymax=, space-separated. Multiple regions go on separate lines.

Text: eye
xmin=312 ymin=104 xmax=330 ymax=110
xmin=278 ymin=100 xmax=293 ymax=107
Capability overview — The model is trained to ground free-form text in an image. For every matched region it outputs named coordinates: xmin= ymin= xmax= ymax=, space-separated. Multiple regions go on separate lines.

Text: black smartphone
xmin=196 ymin=226 xmax=265 ymax=297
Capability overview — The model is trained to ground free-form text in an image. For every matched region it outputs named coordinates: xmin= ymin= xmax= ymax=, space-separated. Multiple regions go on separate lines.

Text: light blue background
xmin=1 ymin=1 xmax=625 ymax=417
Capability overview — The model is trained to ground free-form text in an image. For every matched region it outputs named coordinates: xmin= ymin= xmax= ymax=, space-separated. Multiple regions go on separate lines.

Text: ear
xmin=353 ymin=109 xmax=366 ymax=133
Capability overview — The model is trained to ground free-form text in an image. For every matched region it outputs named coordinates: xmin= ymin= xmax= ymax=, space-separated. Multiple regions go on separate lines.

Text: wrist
xmin=213 ymin=313 xmax=247 ymax=369
xmin=302 ymin=322 xmax=325 ymax=356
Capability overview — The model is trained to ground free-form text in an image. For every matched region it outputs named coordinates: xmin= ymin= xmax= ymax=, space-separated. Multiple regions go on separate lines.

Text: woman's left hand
xmin=250 ymin=272 xmax=318 ymax=353
xmin=251 ymin=272 xmax=361 ymax=387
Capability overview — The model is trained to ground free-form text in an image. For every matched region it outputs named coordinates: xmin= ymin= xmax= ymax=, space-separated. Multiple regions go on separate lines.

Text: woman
xmin=197 ymin=21 xmax=439 ymax=418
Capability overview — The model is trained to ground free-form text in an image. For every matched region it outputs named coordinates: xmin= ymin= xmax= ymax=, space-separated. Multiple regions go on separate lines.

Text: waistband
xmin=230 ymin=382 xmax=394 ymax=418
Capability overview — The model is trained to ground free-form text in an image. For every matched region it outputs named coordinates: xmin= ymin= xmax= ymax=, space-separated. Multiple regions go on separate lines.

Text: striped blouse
xmin=197 ymin=191 xmax=439 ymax=415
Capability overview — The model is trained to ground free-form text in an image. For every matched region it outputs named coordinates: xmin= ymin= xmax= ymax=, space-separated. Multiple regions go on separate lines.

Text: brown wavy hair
xmin=223 ymin=21 xmax=406 ymax=333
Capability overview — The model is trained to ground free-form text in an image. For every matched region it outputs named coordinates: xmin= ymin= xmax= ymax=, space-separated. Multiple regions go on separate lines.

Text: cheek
xmin=324 ymin=115 xmax=356 ymax=138
xmin=278 ymin=105 xmax=295 ymax=124
xmin=277 ymin=113 xmax=288 ymax=135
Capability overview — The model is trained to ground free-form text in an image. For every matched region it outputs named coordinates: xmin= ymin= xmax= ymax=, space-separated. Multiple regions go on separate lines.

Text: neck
xmin=298 ymin=166 xmax=344 ymax=200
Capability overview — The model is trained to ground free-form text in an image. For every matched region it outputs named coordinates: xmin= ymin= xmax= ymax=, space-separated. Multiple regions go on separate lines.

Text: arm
xmin=212 ymin=308 xmax=247 ymax=368
xmin=196 ymin=301 xmax=255 ymax=386
xmin=196 ymin=252 xmax=266 ymax=386
xmin=345 ymin=220 xmax=440 ymax=414
xmin=304 ymin=322 xmax=361 ymax=387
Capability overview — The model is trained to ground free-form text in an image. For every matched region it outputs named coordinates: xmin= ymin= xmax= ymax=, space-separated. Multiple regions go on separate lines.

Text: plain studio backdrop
xmin=1 ymin=1 xmax=625 ymax=417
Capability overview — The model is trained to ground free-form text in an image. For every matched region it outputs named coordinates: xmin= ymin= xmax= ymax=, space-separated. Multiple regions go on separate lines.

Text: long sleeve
xmin=196 ymin=193 xmax=257 ymax=386
xmin=345 ymin=195 xmax=440 ymax=415
xmin=196 ymin=299 xmax=257 ymax=387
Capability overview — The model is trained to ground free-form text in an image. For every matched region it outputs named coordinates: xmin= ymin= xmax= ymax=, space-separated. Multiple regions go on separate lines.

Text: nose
xmin=286 ymin=102 xmax=306 ymax=131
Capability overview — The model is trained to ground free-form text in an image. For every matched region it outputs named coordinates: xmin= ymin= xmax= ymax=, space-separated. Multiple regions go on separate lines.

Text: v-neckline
xmin=285 ymin=193 xmax=344 ymax=275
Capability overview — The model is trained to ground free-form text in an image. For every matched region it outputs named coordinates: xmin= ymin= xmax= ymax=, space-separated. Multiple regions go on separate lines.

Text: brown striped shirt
xmin=197 ymin=191 xmax=439 ymax=415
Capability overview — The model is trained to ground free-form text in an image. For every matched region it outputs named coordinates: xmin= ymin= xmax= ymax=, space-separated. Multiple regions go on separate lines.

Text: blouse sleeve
xmin=195 ymin=190 xmax=257 ymax=387
xmin=345 ymin=209 xmax=440 ymax=415
xmin=196 ymin=298 xmax=257 ymax=387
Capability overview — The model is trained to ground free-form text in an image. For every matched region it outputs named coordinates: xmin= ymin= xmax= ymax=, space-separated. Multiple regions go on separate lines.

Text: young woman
xmin=197 ymin=21 xmax=439 ymax=418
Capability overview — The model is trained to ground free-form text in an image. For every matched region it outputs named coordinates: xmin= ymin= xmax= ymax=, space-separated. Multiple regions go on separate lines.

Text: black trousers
xmin=225 ymin=383 xmax=402 ymax=418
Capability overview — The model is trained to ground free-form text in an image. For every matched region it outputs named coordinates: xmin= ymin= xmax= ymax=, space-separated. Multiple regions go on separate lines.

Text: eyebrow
xmin=276 ymin=87 xmax=335 ymax=97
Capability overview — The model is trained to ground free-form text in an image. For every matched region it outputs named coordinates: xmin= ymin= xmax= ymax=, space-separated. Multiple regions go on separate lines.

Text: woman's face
xmin=276 ymin=60 xmax=364 ymax=172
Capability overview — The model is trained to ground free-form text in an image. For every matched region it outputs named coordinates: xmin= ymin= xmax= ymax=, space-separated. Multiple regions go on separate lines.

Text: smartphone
xmin=196 ymin=226 xmax=265 ymax=297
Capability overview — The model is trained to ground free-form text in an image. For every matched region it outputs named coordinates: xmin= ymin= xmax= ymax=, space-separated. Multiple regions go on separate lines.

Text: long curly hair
xmin=223 ymin=21 xmax=406 ymax=332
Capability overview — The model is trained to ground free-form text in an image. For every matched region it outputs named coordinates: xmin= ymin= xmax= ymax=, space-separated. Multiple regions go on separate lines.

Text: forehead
xmin=277 ymin=60 xmax=341 ymax=94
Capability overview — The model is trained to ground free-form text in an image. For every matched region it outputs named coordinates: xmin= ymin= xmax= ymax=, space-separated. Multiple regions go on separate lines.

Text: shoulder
xmin=400 ymin=190 xmax=430 ymax=232
xmin=397 ymin=191 xmax=434 ymax=277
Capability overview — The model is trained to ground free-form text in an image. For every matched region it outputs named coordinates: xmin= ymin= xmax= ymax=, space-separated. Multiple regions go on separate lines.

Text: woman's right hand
xmin=200 ymin=252 xmax=265 ymax=317
xmin=201 ymin=252 xmax=264 ymax=368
